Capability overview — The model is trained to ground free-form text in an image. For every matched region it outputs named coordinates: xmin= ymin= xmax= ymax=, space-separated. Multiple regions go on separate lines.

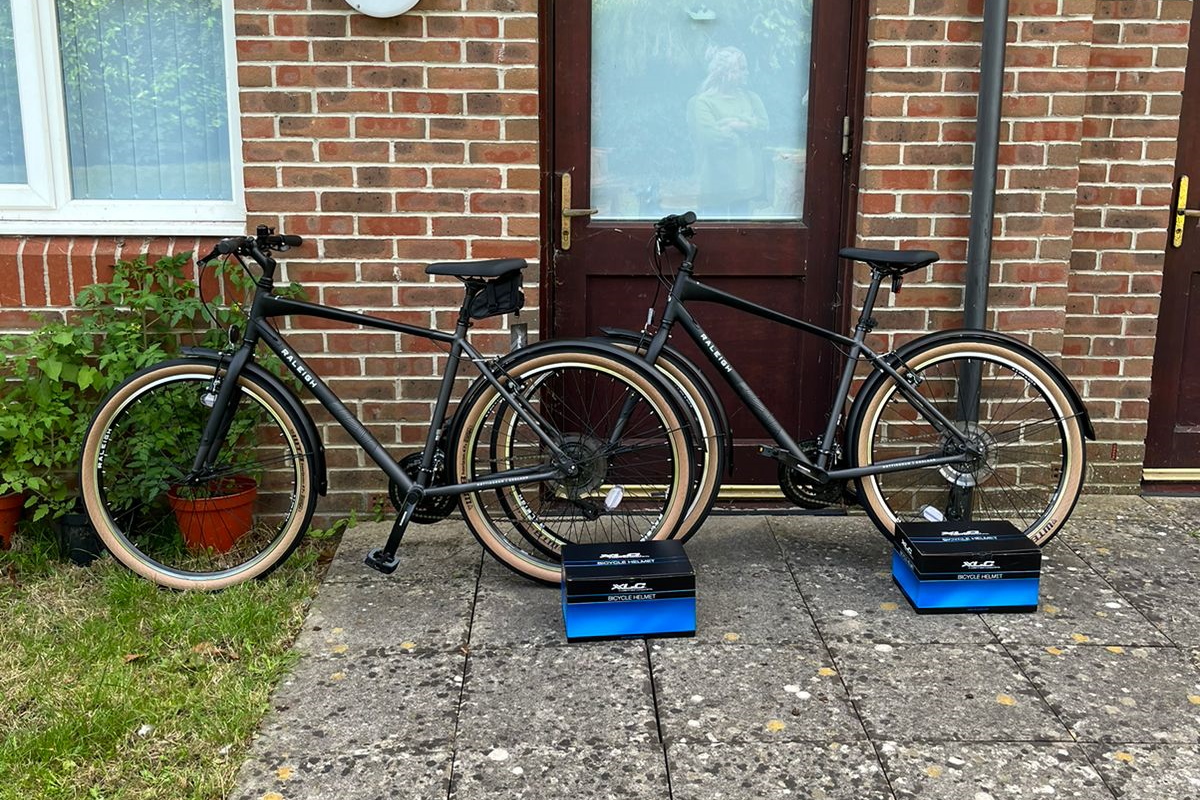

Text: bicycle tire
xmin=80 ymin=359 xmax=317 ymax=590
xmin=608 ymin=339 xmax=726 ymax=542
xmin=453 ymin=348 xmax=697 ymax=584
xmin=850 ymin=338 xmax=1086 ymax=546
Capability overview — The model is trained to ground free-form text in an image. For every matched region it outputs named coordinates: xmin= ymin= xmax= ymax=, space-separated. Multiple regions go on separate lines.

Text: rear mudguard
xmin=181 ymin=348 xmax=329 ymax=495
xmin=846 ymin=329 xmax=1096 ymax=444
xmin=596 ymin=327 xmax=734 ymax=476
xmin=446 ymin=337 xmax=700 ymax=464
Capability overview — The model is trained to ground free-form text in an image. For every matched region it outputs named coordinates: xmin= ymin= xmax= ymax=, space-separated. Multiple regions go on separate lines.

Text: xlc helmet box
xmin=561 ymin=540 xmax=696 ymax=643
xmin=892 ymin=521 xmax=1041 ymax=614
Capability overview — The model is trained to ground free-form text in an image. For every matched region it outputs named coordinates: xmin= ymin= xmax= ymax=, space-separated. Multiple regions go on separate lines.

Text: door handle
xmin=1174 ymin=175 xmax=1200 ymax=248
xmin=559 ymin=172 xmax=598 ymax=251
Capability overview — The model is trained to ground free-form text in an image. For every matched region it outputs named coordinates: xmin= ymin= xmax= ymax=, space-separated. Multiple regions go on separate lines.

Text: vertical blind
xmin=56 ymin=0 xmax=232 ymax=201
xmin=0 ymin=0 xmax=26 ymax=185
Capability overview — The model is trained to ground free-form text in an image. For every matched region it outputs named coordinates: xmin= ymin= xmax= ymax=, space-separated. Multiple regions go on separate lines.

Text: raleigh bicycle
xmin=605 ymin=212 xmax=1094 ymax=545
xmin=79 ymin=226 xmax=698 ymax=589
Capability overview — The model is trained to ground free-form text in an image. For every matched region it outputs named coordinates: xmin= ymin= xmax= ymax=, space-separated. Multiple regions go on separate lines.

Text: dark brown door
xmin=546 ymin=0 xmax=856 ymax=488
xmin=1146 ymin=9 xmax=1200 ymax=482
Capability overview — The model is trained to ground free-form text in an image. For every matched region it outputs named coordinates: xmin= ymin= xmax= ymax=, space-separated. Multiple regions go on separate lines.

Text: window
xmin=0 ymin=0 xmax=243 ymax=234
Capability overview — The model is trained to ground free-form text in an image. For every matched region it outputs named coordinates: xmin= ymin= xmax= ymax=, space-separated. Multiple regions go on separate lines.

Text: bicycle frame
xmin=641 ymin=260 xmax=977 ymax=484
xmin=189 ymin=281 xmax=572 ymax=503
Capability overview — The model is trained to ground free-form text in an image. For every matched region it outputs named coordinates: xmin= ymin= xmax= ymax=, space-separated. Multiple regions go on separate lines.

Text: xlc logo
xmin=698 ymin=331 xmax=733 ymax=373
xmin=945 ymin=529 xmax=984 ymax=537
xmin=600 ymin=552 xmax=645 ymax=560
xmin=612 ymin=582 xmax=649 ymax=592
xmin=901 ymin=540 xmax=913 ymax=557
xmin=961 ymin=560 xmax=997 ymax=570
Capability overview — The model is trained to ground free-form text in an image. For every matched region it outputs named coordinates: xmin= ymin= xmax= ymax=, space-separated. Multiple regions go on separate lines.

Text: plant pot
xmin=0 ymin=492 xmax=25 ymax=550
xmin=167 ymin=476 xmax=258 ymax=554
xmin=55 ymin=505 xmax=102 ymax=566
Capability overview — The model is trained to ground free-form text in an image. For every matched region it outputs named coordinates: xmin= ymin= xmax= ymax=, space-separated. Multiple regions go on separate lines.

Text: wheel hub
xmin=551 ymin=435 xmax=608 ymax=497
xmin=939 ymin=422 xmax=997 ymax=488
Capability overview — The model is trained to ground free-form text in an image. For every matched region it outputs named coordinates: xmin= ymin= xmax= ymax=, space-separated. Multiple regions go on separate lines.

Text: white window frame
xmin=0 ymin=0 xmax=245 ymax=235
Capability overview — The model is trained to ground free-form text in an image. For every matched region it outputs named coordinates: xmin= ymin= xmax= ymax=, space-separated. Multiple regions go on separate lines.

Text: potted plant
xmin=166 ymin=475 xmax=259 ymax=554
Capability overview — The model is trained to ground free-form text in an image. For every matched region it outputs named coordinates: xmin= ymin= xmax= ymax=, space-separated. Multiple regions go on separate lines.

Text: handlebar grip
xmin=216 ymin=238 xmax=244 ymax=255
xmin=279 ymin=234 xmax=303 ymax=247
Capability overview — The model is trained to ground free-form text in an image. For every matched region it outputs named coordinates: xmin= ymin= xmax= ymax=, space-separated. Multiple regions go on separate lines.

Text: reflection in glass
xmin=0 ymin=0 xmax=26 ymax=185
xmin=57 ymin=0 xmax=232 ymax=200
xmin=591 ymin=0 xmax=812 ymax=222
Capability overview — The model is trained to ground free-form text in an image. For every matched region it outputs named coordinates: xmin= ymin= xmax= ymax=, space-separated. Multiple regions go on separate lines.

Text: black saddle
xmin=425 ymin=258 xmax=527 ymax=279
xmin=839 ymin=247 xmax=939 ymax=276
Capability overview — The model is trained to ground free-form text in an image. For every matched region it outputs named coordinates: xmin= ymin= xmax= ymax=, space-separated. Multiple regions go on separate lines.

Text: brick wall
xmin=856 ymin=0 xmax=1189 ymax=491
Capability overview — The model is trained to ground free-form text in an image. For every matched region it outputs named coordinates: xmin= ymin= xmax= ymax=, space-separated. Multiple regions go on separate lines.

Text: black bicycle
xmin=79 ymin=226 xmax=698 ymax=589
xmin=604 ymin=212 xmax=1094 ymax=546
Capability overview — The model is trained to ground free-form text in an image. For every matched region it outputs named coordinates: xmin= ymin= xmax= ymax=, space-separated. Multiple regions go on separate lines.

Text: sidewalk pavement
xmin=229 ymin=496 xmax=1200 ymax=800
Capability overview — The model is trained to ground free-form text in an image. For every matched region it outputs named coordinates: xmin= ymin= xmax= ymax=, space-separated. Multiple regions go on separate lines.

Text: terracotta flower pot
xmin=0 ymin=492 xmax=25 ymax=550
xmin=167 ymin=476 xmax=257 ymax=554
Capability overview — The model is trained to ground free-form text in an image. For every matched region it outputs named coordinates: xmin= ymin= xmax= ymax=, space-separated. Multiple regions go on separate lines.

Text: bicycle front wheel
xmin=454 ymin=349 xmax=696 ymax=584
xmin=851 ymin=339 xmax=1086 ymax=545
xmin=80 ymin=360 xmax=316 ymax=590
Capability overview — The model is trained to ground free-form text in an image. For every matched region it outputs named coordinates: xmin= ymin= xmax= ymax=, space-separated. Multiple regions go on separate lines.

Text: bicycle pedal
xmin=364 ymin=548 xmax=401 ymax=575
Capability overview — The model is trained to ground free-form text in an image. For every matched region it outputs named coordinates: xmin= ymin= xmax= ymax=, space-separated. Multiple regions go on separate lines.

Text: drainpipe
xmin=950 ymin=0 xmax=1008 ymax=522
xmin=964 ymin=0 xmax=1009 ymax=331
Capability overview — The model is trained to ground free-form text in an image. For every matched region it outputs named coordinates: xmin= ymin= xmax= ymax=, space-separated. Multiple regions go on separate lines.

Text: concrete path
xmin=229 ymin=496 xmax=1200 ymax=799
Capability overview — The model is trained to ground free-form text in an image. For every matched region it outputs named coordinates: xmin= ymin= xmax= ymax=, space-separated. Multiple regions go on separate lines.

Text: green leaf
xmin=39 ymin=359 xmax=63 ymax=381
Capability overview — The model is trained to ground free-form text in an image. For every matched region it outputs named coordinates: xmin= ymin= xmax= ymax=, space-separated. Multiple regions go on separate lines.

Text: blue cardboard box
xmin=892 ymin=521 xmax=1040 ymax=614
xmin=561 ymin=540 xmax=696 ymax=642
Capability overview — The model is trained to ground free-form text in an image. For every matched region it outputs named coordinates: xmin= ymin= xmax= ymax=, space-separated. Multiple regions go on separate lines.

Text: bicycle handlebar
xmin=197 ymin=225 xmax=304 ymax=267
xmin=654 ymin=211 xmax=698 ymax=261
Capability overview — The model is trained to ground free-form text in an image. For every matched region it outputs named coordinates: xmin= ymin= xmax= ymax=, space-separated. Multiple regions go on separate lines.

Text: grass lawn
xmin=0 ymin=523 xmax=338 ymax=800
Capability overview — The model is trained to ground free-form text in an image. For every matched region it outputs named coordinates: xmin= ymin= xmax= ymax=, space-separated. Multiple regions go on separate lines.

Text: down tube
xmin=674 ymin=308 xmax=806 ymax=460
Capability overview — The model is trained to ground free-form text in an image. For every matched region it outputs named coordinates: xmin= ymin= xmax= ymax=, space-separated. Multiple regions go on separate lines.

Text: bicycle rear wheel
xmin=850 ymin=339 xmax=1086 ymax=545
xmin=80 ymin=359 xmax=316 ymax=590
xmin=454 ymin=348 xmax=696 ymax=584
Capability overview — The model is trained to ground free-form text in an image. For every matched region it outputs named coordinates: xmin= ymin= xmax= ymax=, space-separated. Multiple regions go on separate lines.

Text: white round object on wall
xmin=344 ymin=0 xmax=420 ymax=18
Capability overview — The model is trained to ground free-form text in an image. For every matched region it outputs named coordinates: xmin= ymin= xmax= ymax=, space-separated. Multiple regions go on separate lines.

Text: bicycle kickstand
xmin=364 ymin=487 xmax=423 ymax=575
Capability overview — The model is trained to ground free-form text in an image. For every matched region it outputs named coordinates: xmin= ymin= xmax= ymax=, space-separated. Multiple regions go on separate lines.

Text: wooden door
xmin=1146 ymin=11 xmax=1200 ymax=482
xmin=545 ymin=0 xmax=857 ymax=488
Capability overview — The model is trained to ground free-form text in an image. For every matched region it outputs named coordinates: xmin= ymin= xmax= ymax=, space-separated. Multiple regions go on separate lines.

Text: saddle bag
xmin=469 ymin=271 xmax=524 ymax=319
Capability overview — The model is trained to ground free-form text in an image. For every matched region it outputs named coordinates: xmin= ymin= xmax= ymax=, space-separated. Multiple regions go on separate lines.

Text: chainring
xmin=777 ymin=439 xmax=848 ymax=510
xmin=390 ymin=452 xmax=456 ymax=524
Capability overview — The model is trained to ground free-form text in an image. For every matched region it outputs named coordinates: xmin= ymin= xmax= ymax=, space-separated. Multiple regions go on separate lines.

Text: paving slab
xmin=770 ymin=514 xmax=894 ymax=571
xmin=1084 ymin=743 xmax=1200 ymax=799
xmin=231 ymin=746 xmax=453 ymax=800
xmin=254 ymin=648 xmax=464 ymax=754
xmin=876 ymin=741 xmax=1111 ymax=800
xmin=1065 ymin=520 xmax=1200 ymax=581
xmin=831 ymin=643 xmax=1069 ymax=742
xmin=692 ymin=562 xmax=819 ymax=645
xmin=1067 ymin=496 xmax=1162 ymax=522
xmin=798 ymin=565 xmax=996 ymax=645
xmin=667 ymin=741 xmax=891 ymax=800
xmin=450 ymin=742 xmax=670 ymax=800
xmin=650 ymin=640 xmax=864 ymax=744
xmin=682 ymin=514 xmax=787 ymax=572
xmin=323 ymin=519 xmax=482 ymax=585
xmin=983 ymin=548 xmax=1169 ymax=647
xmin=292 ymin=576 xmax=476 ymax=655
xmin=1011 ymin=644 xmax=1200 ymax=744
xmin=469 ymin=558 xmax=564 ymax=648
xmin=1091 ymin=569 xmax=1200 ymax=648
xmin=456 ymin=642 xmax=658 ymax=749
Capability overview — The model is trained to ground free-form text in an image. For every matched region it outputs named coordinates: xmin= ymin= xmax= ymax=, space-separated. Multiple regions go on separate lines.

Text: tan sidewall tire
xmin=612 ymin=343 xmax=723 ymax=541
xmin=855 ymin=341 xmax=1085 ymax=545
xmin=80 ymin=362 xmax=314 ymax=591
xmin=454 ymin=351 xmax=695 ymax=584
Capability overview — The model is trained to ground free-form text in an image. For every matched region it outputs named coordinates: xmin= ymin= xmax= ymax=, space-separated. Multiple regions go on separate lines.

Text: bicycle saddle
xmin=838 ymin=247 xmax=939 ymax=275
xmin=426 ymin=258 xmax=527 ymax=278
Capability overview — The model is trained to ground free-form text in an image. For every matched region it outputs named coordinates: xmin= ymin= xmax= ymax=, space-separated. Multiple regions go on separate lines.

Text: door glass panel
xmin=0 ymin=0 xmax=26 ymax=185
xmin=590 ymin=0 xmax=812 ymax=222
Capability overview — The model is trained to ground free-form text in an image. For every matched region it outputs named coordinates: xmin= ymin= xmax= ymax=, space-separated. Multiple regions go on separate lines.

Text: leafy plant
xmin=0 ymin=249 xmax=300 ymax=521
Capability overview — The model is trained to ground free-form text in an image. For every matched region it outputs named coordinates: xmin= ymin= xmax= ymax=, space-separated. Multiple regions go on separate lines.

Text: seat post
xmin=855 ymin=268 xmax=887 ymax=333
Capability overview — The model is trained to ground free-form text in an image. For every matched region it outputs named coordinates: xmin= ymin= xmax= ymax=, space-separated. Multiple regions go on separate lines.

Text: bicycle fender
xmin=847 ymin=330 xmax=1095 ymax=443
xmin=596 ymin=327 xmax=734 ymax=476
xmin=180 ymin=348 xmax=329 ymax=495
